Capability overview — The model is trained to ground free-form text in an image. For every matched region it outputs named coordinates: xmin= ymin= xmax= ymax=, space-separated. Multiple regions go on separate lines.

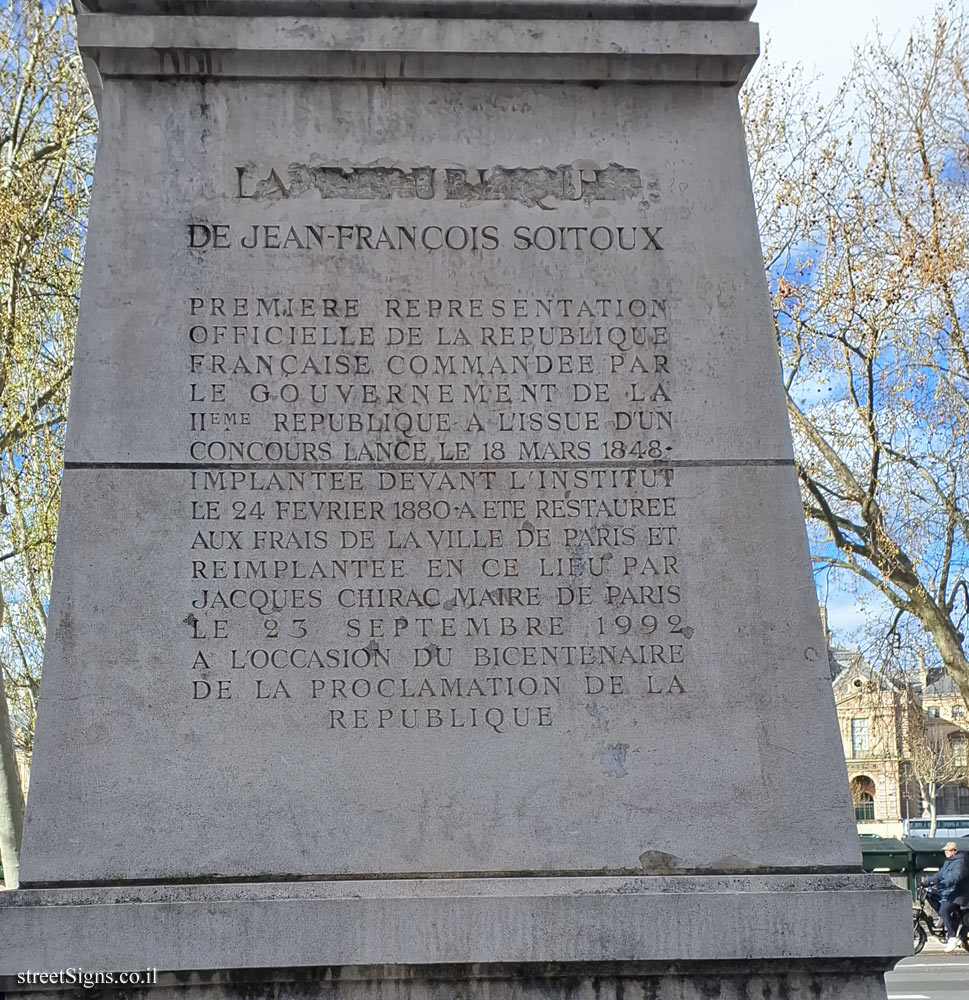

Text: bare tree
xmin=0 ymin=0 xmax=97 ymax=887
xmin=0 ymin=593 xmax=24 ymax=888
xmin=907 ymin=706 xmax=968 ymax=835
xmin=743 ymin=3 xmax=969 ymax=702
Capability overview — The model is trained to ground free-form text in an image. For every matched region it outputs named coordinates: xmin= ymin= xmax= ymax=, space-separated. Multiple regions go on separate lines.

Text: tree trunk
xmin=909 ymin=592 xmax=969 ymax=707
xmin=0 ymin=681 xmax=24 ymax=889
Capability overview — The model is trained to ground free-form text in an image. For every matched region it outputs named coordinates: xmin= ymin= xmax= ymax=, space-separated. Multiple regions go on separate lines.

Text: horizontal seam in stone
xmin=63 ymin=459 xmax=795 ymax=471
xmin=17 ymin=865 xmax=863 ymax=891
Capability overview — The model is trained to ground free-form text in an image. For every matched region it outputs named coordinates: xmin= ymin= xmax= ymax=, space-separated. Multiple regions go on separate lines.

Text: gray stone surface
xmin=79 ymin=1 xmax=756 ymax=20
xmin=0 ymin=963 xmax=898 ymax=1000
xmin=1 ymin=0 xmax=908 ymax=993
xmin=22 ymin=68 xmax=856 ymax=885
xmin=23 ymin=462 xmax=853 ymax=883
xmin=0 ymin=875 xmax=909 ymax=972
xmin=77 ymin=16 xmax=759 ymax=84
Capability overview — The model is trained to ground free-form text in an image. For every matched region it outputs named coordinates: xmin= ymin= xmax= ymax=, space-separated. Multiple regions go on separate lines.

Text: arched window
xmin=851 ymin=775 xmax=876 ymax=821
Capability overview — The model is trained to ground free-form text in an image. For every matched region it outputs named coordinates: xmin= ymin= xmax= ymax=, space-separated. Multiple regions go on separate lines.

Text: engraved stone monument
xmin=1 ymin=1 xmax=908 ymax=997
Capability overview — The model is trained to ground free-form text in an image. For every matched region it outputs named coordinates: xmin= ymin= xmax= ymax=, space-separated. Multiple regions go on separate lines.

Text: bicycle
xmin=913 ymin=886 xmax=969 ymax=954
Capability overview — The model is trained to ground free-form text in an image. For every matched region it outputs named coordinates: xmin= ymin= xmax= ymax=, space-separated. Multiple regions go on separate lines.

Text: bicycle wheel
xmin=913 ymin=920 xmax=927 ymax=955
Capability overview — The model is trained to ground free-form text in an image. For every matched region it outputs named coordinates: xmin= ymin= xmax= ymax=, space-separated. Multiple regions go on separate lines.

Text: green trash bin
xmin=860 ymin=836 xmax=911 ymax=894
xmin=904 ymin=835 xmax=969 ymax=899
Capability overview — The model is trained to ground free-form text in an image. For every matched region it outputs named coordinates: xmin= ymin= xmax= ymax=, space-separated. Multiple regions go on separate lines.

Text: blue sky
xmin=751 ymin=0 xmax=946 ymax=649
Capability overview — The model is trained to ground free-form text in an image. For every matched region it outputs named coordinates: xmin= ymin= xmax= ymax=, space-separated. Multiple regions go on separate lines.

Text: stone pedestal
xmin=1 ymin=0 xmax=908 ymax=995
xmin=4 ymin=876 xmax=905 ymax=996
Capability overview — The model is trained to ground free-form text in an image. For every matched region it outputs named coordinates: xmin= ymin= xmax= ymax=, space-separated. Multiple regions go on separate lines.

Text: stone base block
xmin=0 ymin=962 xmax=903 ymax=1000
xmin=0 ymin=874 xmax=909 ymax=994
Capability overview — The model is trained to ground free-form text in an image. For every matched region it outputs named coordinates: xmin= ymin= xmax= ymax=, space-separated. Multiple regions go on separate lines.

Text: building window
xmin=953 ymin=705 xmax=965 ymax=719
xmin=851 ymin=776 xmax=876 ymax=821
xmin=851 ymin=717 xmax=870 ymax=757
xmin=952 ymin=736 xmax=969 ymax=767
xmin=928 ymin=706 xmax=941 ymax=719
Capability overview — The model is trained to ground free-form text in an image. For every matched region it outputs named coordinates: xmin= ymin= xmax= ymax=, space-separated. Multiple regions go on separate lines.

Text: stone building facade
xmin=922 ymin=672 xmax=969 ymax=816
xmin=832 ymin=651 xmax=969 ymax=836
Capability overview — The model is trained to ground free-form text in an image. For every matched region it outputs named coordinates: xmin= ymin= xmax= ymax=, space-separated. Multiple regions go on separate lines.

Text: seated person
xmin=924 ymin=841 xmax=969 ymax=952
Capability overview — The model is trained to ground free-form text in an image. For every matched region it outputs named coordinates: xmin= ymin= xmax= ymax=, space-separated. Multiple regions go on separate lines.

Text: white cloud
xmin=754 ymin=0 xmax=939 ymax=102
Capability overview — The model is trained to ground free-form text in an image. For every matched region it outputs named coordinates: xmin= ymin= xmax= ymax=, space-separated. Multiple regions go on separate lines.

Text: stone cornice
xmin=75 ymin=0 xmax=755 ymax=20
xmin=76 ymin=12 xmax=760 ymax=84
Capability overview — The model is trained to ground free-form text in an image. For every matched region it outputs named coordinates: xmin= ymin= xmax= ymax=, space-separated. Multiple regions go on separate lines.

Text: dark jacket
xmin=926 ymin=852 xmax=969 ymax=905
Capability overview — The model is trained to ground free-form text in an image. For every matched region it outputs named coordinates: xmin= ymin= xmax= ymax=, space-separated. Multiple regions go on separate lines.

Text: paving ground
xmin=885 ymin=953 xmax=969 ymax=1000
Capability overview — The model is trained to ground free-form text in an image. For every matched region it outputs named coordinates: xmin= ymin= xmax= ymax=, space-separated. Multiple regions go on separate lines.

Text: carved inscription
xmin=185 ymin=204 xmax=687 ymax=734
xmin=235 ymin=162 xmax=648 ymax=208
